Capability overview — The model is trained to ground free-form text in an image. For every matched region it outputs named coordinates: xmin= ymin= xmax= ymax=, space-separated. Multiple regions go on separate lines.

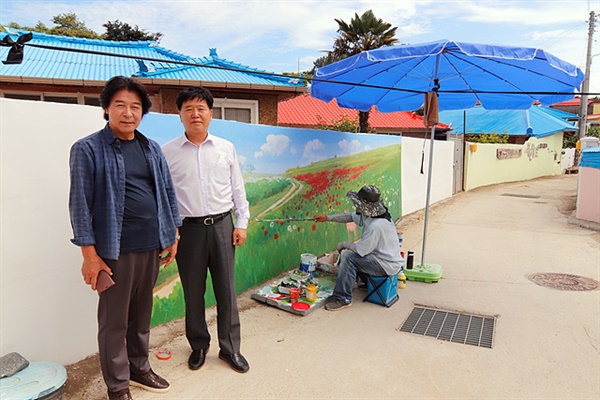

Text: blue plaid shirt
xmin=69 ymin=124 xmax=181 ymax=260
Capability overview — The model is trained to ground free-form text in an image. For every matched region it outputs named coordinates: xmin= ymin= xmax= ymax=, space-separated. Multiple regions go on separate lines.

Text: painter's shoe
xmin=325 ymin=298 xmax=352 ymax=311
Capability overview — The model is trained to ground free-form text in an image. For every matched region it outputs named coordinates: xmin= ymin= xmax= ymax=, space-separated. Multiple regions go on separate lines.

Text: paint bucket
xmin=289 ymin=287 xmax=301 ymax=303
xmin=300 ymin=253 xmax=317 ymax=277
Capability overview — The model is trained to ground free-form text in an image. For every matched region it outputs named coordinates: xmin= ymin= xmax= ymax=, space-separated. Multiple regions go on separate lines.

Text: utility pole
xmin=579 ymin=11 xmax=596 ymax=139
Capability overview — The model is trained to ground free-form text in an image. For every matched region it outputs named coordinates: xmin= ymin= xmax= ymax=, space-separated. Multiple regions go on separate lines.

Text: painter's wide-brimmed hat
xmin=346 ymin=185 xmax=387 ymax=218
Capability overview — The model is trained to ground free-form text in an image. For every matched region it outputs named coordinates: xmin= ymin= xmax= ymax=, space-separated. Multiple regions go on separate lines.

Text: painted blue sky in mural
xmin=140 ymin=113 xmax=402 ymax=175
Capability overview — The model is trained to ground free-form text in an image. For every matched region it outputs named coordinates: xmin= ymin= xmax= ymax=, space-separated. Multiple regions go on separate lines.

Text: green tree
xmin=466 ymin=131 xmax=509 ymax=144
xmin=563 ymin=125 xmax=600 ymax=148
xmin=103 ymin=20 xmax=162 ymax=42
xmin=6 ymin=13 xmax=99 ymax=38
xmin=5 ymin=14 xmax=162 ymax=42
xmin=316 ymin=10 xmax=399 ymax=133
xmin=315 ymin=114 xmax=360 ymax=133
xmin=48 ymin=12 xmax=100 ymax=38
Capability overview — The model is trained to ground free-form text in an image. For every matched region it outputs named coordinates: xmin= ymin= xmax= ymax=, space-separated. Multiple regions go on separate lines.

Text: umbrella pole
xmin=421 ymin=124 xmax=436 ymax=266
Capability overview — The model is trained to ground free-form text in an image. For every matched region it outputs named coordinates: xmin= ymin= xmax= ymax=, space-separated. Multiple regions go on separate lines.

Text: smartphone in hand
xmin=96 ymin=270 xmax=115 ymax=293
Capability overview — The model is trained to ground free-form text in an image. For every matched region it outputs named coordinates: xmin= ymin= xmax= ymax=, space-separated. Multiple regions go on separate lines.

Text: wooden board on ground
xmin=251 ymin=272 xmax=336 ymax=316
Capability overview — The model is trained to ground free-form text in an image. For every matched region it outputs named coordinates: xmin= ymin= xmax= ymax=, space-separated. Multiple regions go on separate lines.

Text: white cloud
xmin=303 ymin=139 xmax=326 ymax=160
xmin=260 ymin=134 xmax=290 ymax=156
xmin=238 ymin=154 xmax=247 ymax=166
xmin=338 ymin=139 xmax=362 ymax=154
xmin=3 ymin=0 xmax=596 ymax=91
xmin=290 ymin=146 xmax=298 ymax=155
xmin=254 ymin=151 xmax=263 ymax=158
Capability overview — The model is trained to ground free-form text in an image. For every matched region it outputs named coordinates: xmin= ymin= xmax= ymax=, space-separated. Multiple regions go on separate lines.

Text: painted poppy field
xmin=151 ymin=143 xmax=401 ymax=326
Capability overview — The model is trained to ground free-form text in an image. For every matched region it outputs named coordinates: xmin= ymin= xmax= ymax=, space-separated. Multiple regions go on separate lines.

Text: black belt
xmin=184 ymin=211 xmax=231 ymax=226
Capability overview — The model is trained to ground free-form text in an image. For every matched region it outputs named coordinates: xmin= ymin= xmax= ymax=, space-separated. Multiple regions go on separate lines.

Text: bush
xmin=563 ymin=126 xmax=600 ymax=148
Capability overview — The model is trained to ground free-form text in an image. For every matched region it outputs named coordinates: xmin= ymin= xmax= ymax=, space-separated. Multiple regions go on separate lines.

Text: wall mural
xmin=138 ymin=113 xmax=402 ymax=326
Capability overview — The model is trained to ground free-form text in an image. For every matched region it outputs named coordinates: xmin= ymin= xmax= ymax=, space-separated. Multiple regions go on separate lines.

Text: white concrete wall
xmin=0 ymin=99 xmax=104 ymax=365
xmin=464 ymin=135 xmax=563 ymax=191
xmin=401 ymin=136 xmax=455 ymax=216
xmin=0 ymin=99 xmax=457 ymax=366
xmin=576 ymin=167 xmax=600 ymax=223
xmin=561 ymin=148 xmax=576 ymax=172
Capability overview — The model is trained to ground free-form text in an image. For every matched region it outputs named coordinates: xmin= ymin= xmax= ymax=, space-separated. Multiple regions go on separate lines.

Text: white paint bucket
xmin=300 ymin=253 xmax=317 ymax=277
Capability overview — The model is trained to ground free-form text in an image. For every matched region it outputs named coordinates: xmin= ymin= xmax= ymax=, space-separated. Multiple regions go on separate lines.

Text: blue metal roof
xmin=0 ymin=29 xmax=303 ymax=87
xmin=580 ymin=147 xmax=600 ymax=169
xmin=438 ymin=106 xmax=577 ymax=138
xmin=536 ymin=106 xmax=578 ymax=120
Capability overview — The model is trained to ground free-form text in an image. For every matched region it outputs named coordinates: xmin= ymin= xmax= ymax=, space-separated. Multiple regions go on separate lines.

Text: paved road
xmin=67 ymin=175 xmax=600 ymax=399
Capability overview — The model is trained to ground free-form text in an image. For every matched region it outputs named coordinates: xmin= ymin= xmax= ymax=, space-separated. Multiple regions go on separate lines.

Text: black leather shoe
xmin=188 ymin=348 xmax=208 ymax=370
xmin=218 ymin=350 xmax=249 ymax=373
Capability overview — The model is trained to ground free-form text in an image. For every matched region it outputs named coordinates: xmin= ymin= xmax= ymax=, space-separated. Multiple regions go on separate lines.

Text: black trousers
xmin=176 ymin=214 xmax=241 ymax=355
xmin=99 ymin=249 xmax=159 ymax=392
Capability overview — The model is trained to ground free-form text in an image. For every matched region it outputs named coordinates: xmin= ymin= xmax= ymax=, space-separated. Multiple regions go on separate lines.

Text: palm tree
xmin=317 ymin=10 xmax=399 ymax=132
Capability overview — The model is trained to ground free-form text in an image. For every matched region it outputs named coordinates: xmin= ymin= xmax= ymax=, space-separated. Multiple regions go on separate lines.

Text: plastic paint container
xmin=289 ymin=287 xmax=301 ymax=303
xmin=300 ymin=253 xmax=317 ymax=277
xmin=305 ymin=283 xmax=317 ymax=302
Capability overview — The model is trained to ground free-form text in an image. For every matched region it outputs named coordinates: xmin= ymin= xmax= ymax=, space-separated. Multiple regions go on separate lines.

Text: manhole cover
xmin=399 ymin=307 xmax=496 ymax=348
xmin=529 ymin=273 xmax=599 ymax=291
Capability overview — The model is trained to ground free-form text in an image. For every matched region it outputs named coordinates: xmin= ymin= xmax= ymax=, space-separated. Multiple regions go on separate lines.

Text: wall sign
xmin=497 ymin=148 xmax=522 ymax=159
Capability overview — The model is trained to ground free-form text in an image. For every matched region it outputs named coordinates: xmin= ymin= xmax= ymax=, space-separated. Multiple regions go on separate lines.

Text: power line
xmin=3 ymin=37 xmax=599 ymax=96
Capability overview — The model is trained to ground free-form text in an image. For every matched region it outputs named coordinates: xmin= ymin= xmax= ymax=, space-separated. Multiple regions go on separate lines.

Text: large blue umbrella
xmin=311 ymin=40 xmax=584 ymax=268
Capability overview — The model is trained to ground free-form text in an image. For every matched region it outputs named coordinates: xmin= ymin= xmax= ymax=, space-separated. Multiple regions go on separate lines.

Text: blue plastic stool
xmin=363 ymin=273 xmax=399 ymax=307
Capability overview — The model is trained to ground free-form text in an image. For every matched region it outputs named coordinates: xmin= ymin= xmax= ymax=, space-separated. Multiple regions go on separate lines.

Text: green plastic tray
xmin=404 ymin=263 xmax=443 ymax=283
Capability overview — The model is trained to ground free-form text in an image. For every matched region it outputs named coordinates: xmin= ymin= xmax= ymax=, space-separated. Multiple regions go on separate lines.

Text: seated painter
xmin=313 ymin=185 xmax=404 ymax=311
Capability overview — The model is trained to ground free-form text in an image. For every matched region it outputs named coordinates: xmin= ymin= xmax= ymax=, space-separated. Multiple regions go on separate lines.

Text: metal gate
xmin=447 ymin=133 xmax=464 ymax=194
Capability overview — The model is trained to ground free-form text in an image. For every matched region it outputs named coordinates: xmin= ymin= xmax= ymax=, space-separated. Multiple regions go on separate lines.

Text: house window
xmin=1 ymin=91 xmax=100 ymax=106
xmin=44 ymin=96 xmax=78 ymax=104
xmin=84 ymin=97 xmax=101 ymax=107
xmin=213 ymin=99 xmax=258 ymax=124
xmin=3 ymin=93 xmax=41 ymax=101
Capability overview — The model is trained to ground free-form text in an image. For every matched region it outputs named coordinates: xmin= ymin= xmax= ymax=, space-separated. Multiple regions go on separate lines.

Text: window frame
xmin=213 ymin=98 xmax=258 ymax=124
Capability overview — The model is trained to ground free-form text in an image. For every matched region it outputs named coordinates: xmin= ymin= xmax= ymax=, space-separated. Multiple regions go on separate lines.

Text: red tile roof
xmin=278 ymin=94 xmax=449 ymax=130
xmin=551 ymin=97 xmax=600 ymax=107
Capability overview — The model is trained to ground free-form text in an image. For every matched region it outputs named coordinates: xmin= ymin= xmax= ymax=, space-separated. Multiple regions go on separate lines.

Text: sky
xmin=139 ymin=113 xmax=402 ymax=174
xmin=1 ymin=0 xmax=599 ymax=94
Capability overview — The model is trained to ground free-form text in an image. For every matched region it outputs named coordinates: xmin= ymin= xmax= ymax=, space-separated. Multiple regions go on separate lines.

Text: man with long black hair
xmin=69 ymin=76 xmax=180 ymax=400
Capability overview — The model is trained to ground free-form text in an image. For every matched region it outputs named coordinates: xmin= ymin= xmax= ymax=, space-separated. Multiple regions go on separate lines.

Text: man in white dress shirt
xmin=162 ymin=86 xmax=250 ymax=373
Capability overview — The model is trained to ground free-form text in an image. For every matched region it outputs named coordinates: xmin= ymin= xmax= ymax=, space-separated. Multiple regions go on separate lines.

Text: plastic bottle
xmin=398 ymin=235 xmax=407 ymax=288
xmin=406 ymin=251 xmax=414 ymax=270
xmin=305 ymin=283 xmax=317 ymax=302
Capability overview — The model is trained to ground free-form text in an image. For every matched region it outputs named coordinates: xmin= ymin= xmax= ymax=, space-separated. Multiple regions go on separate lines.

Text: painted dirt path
xmin=253 ymin=178 xmax=304 ymax=221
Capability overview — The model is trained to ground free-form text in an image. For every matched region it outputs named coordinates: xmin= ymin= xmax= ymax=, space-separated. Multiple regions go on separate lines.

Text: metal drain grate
xmin=501 ymin=193 xmax=540 ymax=199
xmin=400 ymin=307 xmax=495 ymax=348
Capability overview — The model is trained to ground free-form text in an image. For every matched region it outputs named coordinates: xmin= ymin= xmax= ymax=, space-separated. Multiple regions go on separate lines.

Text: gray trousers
xmin=98 ymin=249 xmax=159 ymax=392
xmin=176 ymin=214 xmax=241 ymax=355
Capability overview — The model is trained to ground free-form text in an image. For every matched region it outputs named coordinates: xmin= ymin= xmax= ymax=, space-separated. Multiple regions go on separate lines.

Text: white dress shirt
xmin=162 ymin=133 xmax=250 ymax=229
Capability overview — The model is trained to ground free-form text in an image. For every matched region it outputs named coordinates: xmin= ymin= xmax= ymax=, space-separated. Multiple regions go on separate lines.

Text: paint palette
xmin=290 ymin=269 xmax=310 ymax=281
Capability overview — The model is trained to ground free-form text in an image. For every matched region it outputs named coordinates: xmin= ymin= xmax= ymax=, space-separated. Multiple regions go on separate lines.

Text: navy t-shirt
xmin=119 ymin=136 xmax=160 ymax=253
